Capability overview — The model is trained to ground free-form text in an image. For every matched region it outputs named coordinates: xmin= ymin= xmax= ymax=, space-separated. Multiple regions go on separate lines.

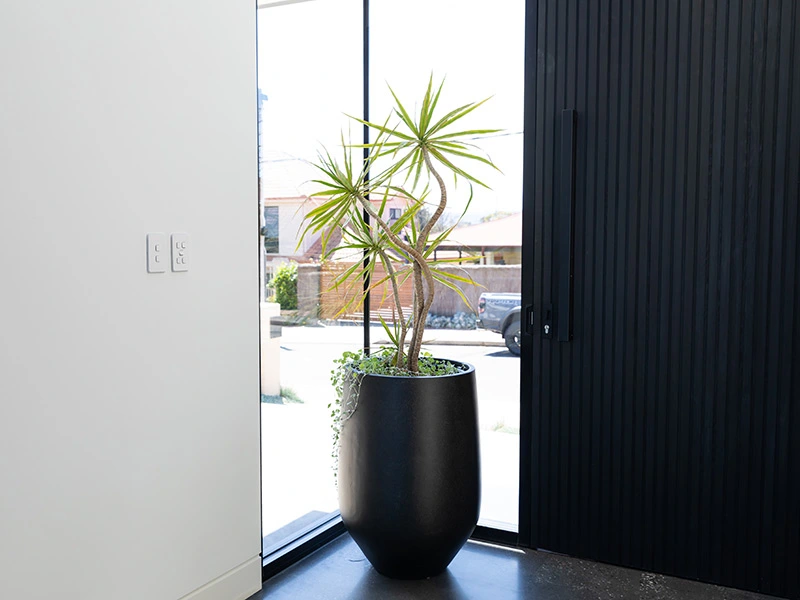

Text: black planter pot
xmin=337 ymin=360 xmax=481 ymax=579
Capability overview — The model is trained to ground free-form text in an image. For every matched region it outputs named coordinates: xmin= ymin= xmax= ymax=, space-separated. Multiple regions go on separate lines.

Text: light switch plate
xmin=171 ymin=232 xmax=190 ymax=272
xmin=146 ymin=233 xmax=167 ymax=273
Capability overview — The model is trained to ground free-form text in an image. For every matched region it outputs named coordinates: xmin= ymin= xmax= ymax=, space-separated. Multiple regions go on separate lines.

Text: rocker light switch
xmin=171 ymin=232 xmax=190 ymax=272
xmin=146 ymin=233 xmax=167 ymax=273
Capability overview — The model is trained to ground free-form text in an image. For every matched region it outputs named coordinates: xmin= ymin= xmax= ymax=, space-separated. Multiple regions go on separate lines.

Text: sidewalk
xmin=411 ymin=327 xmax=504 ymax=347
xmin=275 ymin=319 xmax=505 ymax=347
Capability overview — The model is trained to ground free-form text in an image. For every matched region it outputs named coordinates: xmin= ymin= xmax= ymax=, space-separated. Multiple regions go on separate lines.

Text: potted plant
xmin=301 ymin=77 xmax=499 ymax=579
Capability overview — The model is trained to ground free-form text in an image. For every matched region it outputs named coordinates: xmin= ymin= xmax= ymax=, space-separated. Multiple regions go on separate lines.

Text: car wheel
xmin=504 ymin=318 xmax=521 ymax=356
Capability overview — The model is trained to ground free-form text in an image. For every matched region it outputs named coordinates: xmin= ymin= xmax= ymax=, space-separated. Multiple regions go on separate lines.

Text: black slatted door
xmin=521 ymin=1 xmax=800 ymax=597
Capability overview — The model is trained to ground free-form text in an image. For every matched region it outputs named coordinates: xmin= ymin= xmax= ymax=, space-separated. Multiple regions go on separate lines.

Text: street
xmin=279 ymin=324 xmax=521 ymax=430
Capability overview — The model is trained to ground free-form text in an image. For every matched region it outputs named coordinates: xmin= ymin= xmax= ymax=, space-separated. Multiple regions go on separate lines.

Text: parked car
xmin=477 ymin=292 xmax=521 ymax=355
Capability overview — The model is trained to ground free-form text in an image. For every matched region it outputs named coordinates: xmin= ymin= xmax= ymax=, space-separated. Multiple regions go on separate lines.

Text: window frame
xmin=258 ymin=0 xmax=526 ymax=583
xmin=262 ymin=206 xmax=280 ymax=255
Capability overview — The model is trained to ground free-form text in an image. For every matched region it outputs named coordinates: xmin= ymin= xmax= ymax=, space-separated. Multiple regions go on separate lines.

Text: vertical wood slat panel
xmin=567 ymin=0 xmax=585 ymax=556
xmin=671 ymin=0 xmax=693 ymax=579
xmin=733 ymin=1 xmax=756 ymax=588
xmin=650 ymin=0 xmax=669 ymax=571
xmin=618 ymin=0 xmax=638 ymax=568
xmin=577 ymin=0 xmax=599 ymax=560
xmin=681 ymin=0 xmax=703 ymax=581
xmin=608 ymin=0 xmax=627 ymax=567
xmin=695 ymin=0 xmax=717 ymax=581
xmin=745 ymin=2 xmax=767 ymax=585
xmin=770 ymin=4 xmax=797 ymax=592
xmin=539 ymin=0 xmax=554 ymax=548
xmin=551 ymin=0 xmax=567 ymax=549
xmin=523 ymin=1 xmax=800 ymax=597
xmin=784 ymin=7 xmax=800 ymax=594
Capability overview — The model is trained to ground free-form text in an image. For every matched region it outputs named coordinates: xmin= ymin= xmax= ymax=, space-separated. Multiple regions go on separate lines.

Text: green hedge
xmin=272 ymin=262 xmax=298 ymax=310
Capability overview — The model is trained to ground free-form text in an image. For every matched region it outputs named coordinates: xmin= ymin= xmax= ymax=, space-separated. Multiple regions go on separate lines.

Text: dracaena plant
xmin=300 ymin=78 xmax=500 ymax=373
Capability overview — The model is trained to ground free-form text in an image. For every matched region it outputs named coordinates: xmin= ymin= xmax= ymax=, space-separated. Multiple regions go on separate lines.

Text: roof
xmin=260 ymin=151 xmax=413 ymax=212
xmin=301 ymin=227 xmax=343 ymax=262
xmin=260 ymin=151 xmax=320 ymax=200
xmin=443 ymin=212 xmax=522 ymax=248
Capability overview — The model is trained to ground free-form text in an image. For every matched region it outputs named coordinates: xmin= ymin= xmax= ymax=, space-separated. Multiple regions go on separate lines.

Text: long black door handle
xmin=557 ymin=109 xmax=577 ymax=342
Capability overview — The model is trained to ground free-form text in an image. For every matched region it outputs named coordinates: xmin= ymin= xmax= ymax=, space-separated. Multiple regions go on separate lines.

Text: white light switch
xmin=147 ymin=233 xmax=167 ymax=273
xmin=171 ymin=232 xmax=190 ymax=272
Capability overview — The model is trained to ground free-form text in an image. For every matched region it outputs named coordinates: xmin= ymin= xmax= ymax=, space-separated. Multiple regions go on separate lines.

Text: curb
xmin=374 ymin=338 xmax=506 ymax=348
xmin=421 ymin=339 xmax=506 ymax=347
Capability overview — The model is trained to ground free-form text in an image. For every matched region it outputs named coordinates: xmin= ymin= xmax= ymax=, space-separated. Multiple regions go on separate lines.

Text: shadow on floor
xmin=485 ymin=350 xmax=519 ymax=358
xmin=254 ymin=534 xmax=775 ymax=600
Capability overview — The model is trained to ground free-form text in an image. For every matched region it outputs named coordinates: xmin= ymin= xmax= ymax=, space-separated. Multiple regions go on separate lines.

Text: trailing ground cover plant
xmin=327 ymin=348 xmax=462 ymax=472
xmin=301 ymin=77 xmax=500 ymax=373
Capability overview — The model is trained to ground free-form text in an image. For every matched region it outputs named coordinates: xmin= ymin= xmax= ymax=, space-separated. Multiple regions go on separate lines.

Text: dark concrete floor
xmin=251 ymin=534 xmax=776 ymax=599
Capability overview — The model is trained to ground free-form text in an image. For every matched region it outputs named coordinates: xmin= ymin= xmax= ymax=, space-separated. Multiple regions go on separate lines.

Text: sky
xmin=257 ymin=0 xmax=525 ymax=222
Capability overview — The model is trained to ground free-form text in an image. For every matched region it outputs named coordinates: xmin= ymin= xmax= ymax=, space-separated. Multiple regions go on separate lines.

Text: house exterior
xmin=259 ymin=151 xmax=412 ymax=296
xmin=260 ymin=151 xmax=319 ymax=257
xmin=436 ymin=212 xmax=522 ymax=265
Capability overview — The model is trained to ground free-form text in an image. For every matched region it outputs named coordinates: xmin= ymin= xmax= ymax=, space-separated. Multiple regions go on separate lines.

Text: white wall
xmin=278 ymin=203 xmax=313 ymax=257
xmin=0 ymin=2 xmax=261 ymax=600
xmin=262 ymin=202 xmax=310 ymax=257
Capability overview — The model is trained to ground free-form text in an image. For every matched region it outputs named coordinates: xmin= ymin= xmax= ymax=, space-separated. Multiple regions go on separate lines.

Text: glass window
xmin=262 ymin=206 xmax=280 ymax=254
xmin=257 ymin=0 xmax=524 ymax=555
xmin=257 ymin=0 xmax=362 ymax=555
xmin=371 ymin=0 xmax=525 ymax=531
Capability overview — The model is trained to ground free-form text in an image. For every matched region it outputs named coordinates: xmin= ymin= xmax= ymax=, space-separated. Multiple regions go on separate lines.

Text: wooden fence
xmin=318 ymin=262 xmax=414 ymax=321
xmin=299 ymin=263 xmax=521 ymax=320
xmin=428 ymin=264 xmax=521 ymax=315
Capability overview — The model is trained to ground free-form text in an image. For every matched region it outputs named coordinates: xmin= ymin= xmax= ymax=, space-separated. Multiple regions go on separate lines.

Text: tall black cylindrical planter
xmin=337 ymin=361 xmax=481 ymax=579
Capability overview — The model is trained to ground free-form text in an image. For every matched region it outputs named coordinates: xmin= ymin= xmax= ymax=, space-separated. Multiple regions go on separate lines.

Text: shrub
xmin=260 ymin=386 xmax=304 ymax=405
xmin=272 ymin=262 xmax=298 ymax=310
xmin=424 ymin=312 xmax=477 ymax=330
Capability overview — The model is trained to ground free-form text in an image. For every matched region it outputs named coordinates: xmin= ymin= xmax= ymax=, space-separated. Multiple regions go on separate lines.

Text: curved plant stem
xmin=407 ymin=262 xmax=424 ymax=371
xmin=406 ymin=148 xmax=448 ymax=368
xmin=355 ymin=193 xmax=435 ymax=372
xmin=378 ymin=249 xmax=406 ymax=368
xmin=418 ymin=148 xmax=449 ymax=245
